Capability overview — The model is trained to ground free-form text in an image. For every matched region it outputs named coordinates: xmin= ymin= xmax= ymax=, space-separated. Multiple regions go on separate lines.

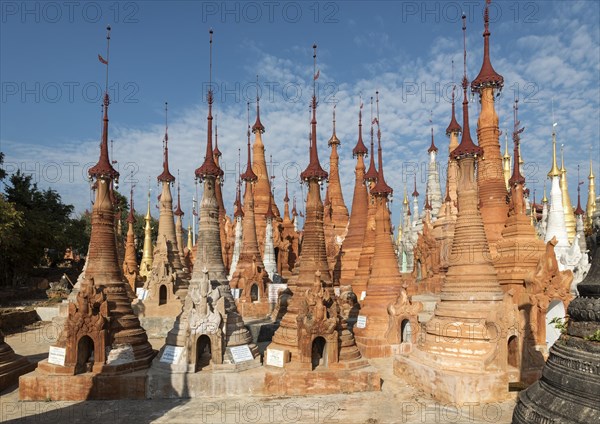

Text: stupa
xmin=212 ymin=116 xmax=229 ymax=270
xmin=122 ymin=186 xmax=140 ymax=291
xmin=138 ymin=103 xmax=190 ymax=334
xmin=277 ymin=182 xmax=299 ymax=279
xmin=559 ymin=145 xmax=577 ymax=242
xmin=20 ymin=27 xmax=156 ymax=400
xmin=229 ymin=105 xmax=272 ymax=318
xmin=323 ymin=106 xmax=349 ymax=281
xmin=471 ymin=0 xmax=509 ymax=249
xmin=228 ymin=174 xmax=244 ymax=279
xmin=586 ymin=156 xmax=597 ymax=231
xmin=352 ymin=98 xmax=378 ymax=299
xmin=152 ymin=30 xmax=259 ymax=385
xmin=251 ymin=83 xmax=280 ymax=255
xmin=264 ymin=45 xmax=379 ymax=395
xmin=353 ymin=92 xmax=421 ymax=358
xmin=139 ymin=188 xmax=154 ymax=281
xmin=394 ymin=16 xmax=518 ymax=404
xmin=425 ymin=119 xmax=442 ymax=218
xmin=339 ymin=101 xmax=369 ymax=286
xmin=493 ymin=99 xmax=546 ymax=384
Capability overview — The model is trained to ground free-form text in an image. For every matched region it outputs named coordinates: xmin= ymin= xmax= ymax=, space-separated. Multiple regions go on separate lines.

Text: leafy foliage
xmin=0 ymin=168 xmax=89 ymax=286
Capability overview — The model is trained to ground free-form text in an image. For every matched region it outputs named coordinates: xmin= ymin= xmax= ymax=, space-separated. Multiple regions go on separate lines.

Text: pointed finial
xmin=127 ymin=180 xmax=136 ymax=223
xmin=353 ymin=93 xmax=368 ymax=156
xmin=471 ymin=0 xmax=504 ymax=93
xmin=412 ymin=174 xmax=419 ymax=197
xmin=589 ymin=150 xmax=595 ymax=179
xmin=542 ymin=181 xmax=548 ymax=203
xmin=560 ymin=144 xmax=566 ymax=173
xmin=195 ymin=29 xmax=222 ymax=180
xmin=548 ymin=116 xmax=561 ymax=177
xmin=371 ymin=91 xmax=392 ymax=196
xmin=252 ymin=75 xmax=265 ymax=133
xmin=575 ymin=164 xmax=585 ymax=215
xmin=157 ymin=101 xmax=175 ymax=183
xmin=213 ymin=113 xmax=222 ymax=158
xmin=451 ymin=14 xmax=482 ymax=159
xmin=88 ymin=26 xmax=118 ymax=181
xmin=509 ymin=97 xmax=525 ymax=186
xmin=300 ymin=43 xmax=328 ymax=183
xmin=241 ymin=102 xmax=257 ymax=182
xmin=328 ymin=104 xmax=340 ymax=146
xmin=428 ymin=110 xmax=438 ymax=153
xmin=446 ymin=82 xmax=462 ymax=135
xmin=364 ymin=96 xmax=378 ymax=182
xmin=284 ymin=181 xmax=290 ymax=203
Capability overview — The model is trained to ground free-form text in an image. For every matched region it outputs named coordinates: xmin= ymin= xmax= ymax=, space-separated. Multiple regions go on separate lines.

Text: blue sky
xmin=1 ymin=1 xmax=599 ymax=228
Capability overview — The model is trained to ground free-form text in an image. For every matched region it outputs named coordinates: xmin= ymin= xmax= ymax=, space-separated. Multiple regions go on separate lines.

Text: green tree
xmin=2 ymin=171 xmax=76 ymax=285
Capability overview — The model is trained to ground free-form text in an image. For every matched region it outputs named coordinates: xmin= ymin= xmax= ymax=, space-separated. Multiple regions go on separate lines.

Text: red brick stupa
xmin=265 ymin=45 xmax=379 ymax=395
xmin=394 ymin=16 xmax=518 ymax=404
xmin=20 ymin=27 xmax=156 ymax=400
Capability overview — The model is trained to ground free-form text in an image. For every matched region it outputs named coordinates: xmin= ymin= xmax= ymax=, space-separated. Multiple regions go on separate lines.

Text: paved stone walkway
xmin=0 ymin=323 xmax=517 ymax=423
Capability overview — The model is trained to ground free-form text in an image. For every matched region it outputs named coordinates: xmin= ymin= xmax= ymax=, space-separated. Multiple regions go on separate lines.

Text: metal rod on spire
xmin=256 ymin=74 xmax=260 ymax=101
xmin=462 ymin=14 xmax=467 ymax=85
xmin=209 ymin=29 xmax=213 ymax=87
xmin=312 ymin=44 xmax=317 ymax=99
xmin=104 ymin=25 xmax=111 ymax=97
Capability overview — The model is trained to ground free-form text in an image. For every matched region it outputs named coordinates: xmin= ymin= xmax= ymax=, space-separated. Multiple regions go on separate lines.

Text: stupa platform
xmin=235 ymin=300 xmax=271 ymax=320
xmin=264 ymin=363 xmax=381 ymax=396
xmin=394 ymin=352 xmax=515 ymax=405
xmin=147 ymin=365 xmax=265 ymax=398
xmin=19 ymin=367 xmax=149 ymax=400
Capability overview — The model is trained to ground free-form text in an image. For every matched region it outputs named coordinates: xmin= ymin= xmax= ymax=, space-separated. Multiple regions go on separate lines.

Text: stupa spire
xmin=587 ymin=153 xmax=597 ymax=229
xmin=300 ymin=44 xmax=328 ymax=182
xmin=252 ymin=75 xmax=265 ymax=134
xmin=371 ymin=91 xmax=392 ymax=196
xmin=508 ymin=99 xmax=525 ymax=187
xmin=195 ymin=29 xmax=222 ymax=180
xmin=157 ymin=102 xmax=175 ymax=183
xmin=89 ymin=26 xmax=118 ymax=181
xmin=575 ymin=165 xmax=585 ymax=216
xmin=241 ymin=103 xmax=258 ymax=182
xmin=445 ymin=79 xmax=462 ymax=135
xmin=451 ymin=15 xmax=482 ymax=159
xmin=353 ymin=95 xmax=368 ymax=156
xmin=364 ymin=97 xmax=378 ymax=182
xmin=471 ymin=0 xmax=504 ymax=93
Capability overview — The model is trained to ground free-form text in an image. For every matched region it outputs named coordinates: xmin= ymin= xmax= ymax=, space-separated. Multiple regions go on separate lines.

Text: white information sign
xmin=48 ymin=346 xmax=66 ymax=366
xmin=268 ymin=284 xmax=287 ymax=303
xmin=160 ymin=345 xmax=184 ymax=364
xmin=266 ymin=348 xmax=285 ymax=367
xmin=230 ymin=344 xmax=254 ymax=363
xmin=230 ymin=288 xmax=241 ymax=299
xmin=360 ymin=291 xmax=367 ymax=301
xmin=356 ymin=315 xmax=367 ymax=329
xmin=333 ymin=287 xmax=340 ymax=296
xmin=136 ymin=288 xmax=148 ymax=300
